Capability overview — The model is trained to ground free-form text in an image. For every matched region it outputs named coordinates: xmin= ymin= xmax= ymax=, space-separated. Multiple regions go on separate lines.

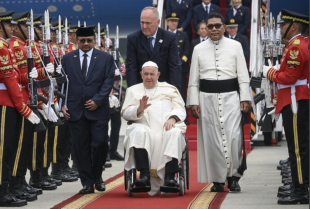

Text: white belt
xmin=0 ymin=83 xmax=26 ymax=90
xmin=279 ymin=79 xmax=308 ymax=114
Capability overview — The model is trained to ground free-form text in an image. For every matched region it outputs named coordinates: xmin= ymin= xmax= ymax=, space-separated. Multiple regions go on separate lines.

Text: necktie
xmin=148 ymin=37 xmax=154 ymax=52
xmin=82 ymin=53 xmax=88 ymax=81
xmin=205 ymin=5 xmax=209 ymax=16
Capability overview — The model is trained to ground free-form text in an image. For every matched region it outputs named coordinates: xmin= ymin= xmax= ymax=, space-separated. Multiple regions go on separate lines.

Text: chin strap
xmin=1 ymin=22 xmax=9 ymax=39
xmin=17 ymin=23 xmax=27 ymax=40
xmin=283 ymin=22 xmax=294 ymax=39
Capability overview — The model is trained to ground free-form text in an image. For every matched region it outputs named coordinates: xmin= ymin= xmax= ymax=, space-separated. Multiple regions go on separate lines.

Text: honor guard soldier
xmin=68 ymin=24 xmax=78 ymax=51
xmin=263 ymin=9 xmax=309 ymax=205
xmin=166 ymin=13 xmax=190 ymax=125
xmin=10 ymin=12 xmax=58 ymax=192
xmin=99 ymin=27 xmax=105 ymax=51
xmin=0 ymin=11 xmax=41 ymax=207
xmin=47 ymin=20 xmax=77 ymax=183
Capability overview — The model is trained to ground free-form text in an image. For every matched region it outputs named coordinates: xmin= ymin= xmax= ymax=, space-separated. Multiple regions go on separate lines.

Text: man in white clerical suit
xmin=122 ymin=61 xmax=187 ymax=196
xmin=187 ymin=12 xmax=251 ymax=192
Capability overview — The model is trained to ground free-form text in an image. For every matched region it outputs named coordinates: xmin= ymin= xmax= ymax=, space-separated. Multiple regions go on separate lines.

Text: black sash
xmin=199 ymin=78 xmax=239 ymax=93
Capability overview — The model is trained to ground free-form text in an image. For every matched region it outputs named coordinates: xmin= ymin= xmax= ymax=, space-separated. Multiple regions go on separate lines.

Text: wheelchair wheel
xmin=127 ymin=171 xmax=134 ymax=197
xmin=179 ymin=177 xmax=185 ymax=196
xmin=185 ymin=139 xmax=189 ymax=190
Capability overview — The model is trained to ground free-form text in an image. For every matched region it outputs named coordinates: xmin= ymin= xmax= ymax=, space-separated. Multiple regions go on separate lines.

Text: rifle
xmin=26 ymin=10 xmax=46 ymax=132
xmin=249 ymin=5 xmax=274 ymax=132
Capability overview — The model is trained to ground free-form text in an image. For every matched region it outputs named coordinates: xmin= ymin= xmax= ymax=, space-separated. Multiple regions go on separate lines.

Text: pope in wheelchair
xmin=121 ymin=61 xmax=187 ymax=196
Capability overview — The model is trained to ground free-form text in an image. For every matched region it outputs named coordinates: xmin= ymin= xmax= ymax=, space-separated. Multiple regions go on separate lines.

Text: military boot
xmin=278 ymin=185 xmax=309 ymax=205
xmin=41 ymin=167 xmax=62 ymax=186
xmin=29 ymin=170 xmax=57 ymax=190
xmin=19 ymin=176 xmax=42 ymax=195
xmin=62 ymin=162 xmax=79 ymax=178
xmin=51 ymin=163 xmax=78 ymax=182
xmin=0 ymin=183 xmax=27 ymax=207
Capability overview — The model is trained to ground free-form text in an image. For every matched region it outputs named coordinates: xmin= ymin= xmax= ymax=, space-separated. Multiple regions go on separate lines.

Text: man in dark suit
xmin=193 ymin=0 xmax=220 ymax=7
xmin=167 ymin=13 xmax=190 ymax=124
xmin=225 ymin=19 xmax=249 ymax=61
xmin=191 ymin=21 xmax=208 ymax=57
xmin=225 ymin=1 xmax=250 ymax=36
xmin=166 ymin=0 xmax=192 ymax=40
xmin=126 ymin=7 xmax=181 ymax=91
xmin=62 ymin=27 xmax=114 ymax=194
xmin=193 ymin=0 xmax=220 ymax=32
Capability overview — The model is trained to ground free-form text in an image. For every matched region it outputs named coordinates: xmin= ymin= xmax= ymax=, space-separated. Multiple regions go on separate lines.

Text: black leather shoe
xmin=110 ymin=151 xmax=124 ymax=161
xmin=278 ymin=184 xmax=293 ymax=192
xmin=278 ymin=189 xmax=292 ymax=197
xmin=210 ymin=183 xmax=224 ymax=192
xmin=278 ymin=195 xmax=309 ymax=204
xmin=29 ymin=177 xmax=57 ymax=190
xmin=282 ymin=173 xmax=291 ymax=178
xmin=282 ymin=177 xmax=292 ymax=183
xmin=51 ymin=172 xmax=78 ymax=182
xmin=228 ymin=181 xmax=241 ymax=192
xmin=164 ymin=177 xmax=177 ymax=187
xmin=0 ymin=193 xmax=27 ymax=207
xmin=43 ymin=174 xmax=62 ymax=186
xmin=135 ymin=176 xmax=150 ymax=187
xmin=63 ymin=164 xmax=79 ymax=178
xmin=10 ymin=188 xmax=37 ymax=202
xmin=79 ymin=186 xmax=94 ymax=194
xmin=105 ymin=162 xmax=112 ymax=168
xmin=95 ymin=178 xmax=106 ymax=191
xmin=281 ymin=169 xmax=291 ymax=175
xmin=20 ymin=177 xmax=42 ymax=195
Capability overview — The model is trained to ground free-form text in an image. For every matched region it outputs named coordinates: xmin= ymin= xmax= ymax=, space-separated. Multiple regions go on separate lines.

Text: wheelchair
xmin=124 ymin=138 xmax=189 ymax=196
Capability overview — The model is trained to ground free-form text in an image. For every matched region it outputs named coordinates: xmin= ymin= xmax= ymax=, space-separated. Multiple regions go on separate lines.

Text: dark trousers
xmin=109 ymin=111 xmax=121 ymax=153
xmin=0 ymin=106 xmax=18 ymax=184
xmin=282 ymin=100 xmax=309 ymax=187
xmin=12 ymin=117 xmax=34 ymax=177
xmin=69 ymin=115 xmax=109 ymax=187
xmin=181 ymin=72 xmax=188 ymax=119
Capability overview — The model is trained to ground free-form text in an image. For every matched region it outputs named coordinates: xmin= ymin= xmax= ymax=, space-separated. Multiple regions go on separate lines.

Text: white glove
xmin=54 ymin=102 xmax=64 ymax=117
xmin=263 ymin=59 xmax=272 ymax=77
xmin=274 ymin=60 xmax=280 ymax=70
xmin=56 ymin=64 xmax=62 ymax=74
xmin=109 ymin=96 xmax=115 ymax=108
xmin=29 ymin=67 xmax=38 ymax=78
xmin=42 ymin=103 xmax=58 ymax=122
xmin=115 ymin=68 xmax=120 ymax=76
xmin=268 ymin=108 xmax=280 ymax=122
xmin=27 ymin=112 xmax=40 ymax=124
xmin=111 ymin=95 xmax=120 ymax=108
xmin=46 ymin=63 xmax=54 ymax=74
xmin=38 ymin=109 xmax=47 ymax=120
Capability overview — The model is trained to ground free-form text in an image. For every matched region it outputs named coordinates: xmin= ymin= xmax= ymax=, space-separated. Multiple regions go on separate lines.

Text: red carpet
xmin=52 ymin=149 xmax=253 ymax=209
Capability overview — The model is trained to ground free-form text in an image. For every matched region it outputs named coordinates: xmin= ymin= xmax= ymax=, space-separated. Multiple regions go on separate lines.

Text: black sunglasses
xmin=207 ymin=24 xmax=223 ymax=30
xmin=78 ymin=38 xmax=94 ymax=43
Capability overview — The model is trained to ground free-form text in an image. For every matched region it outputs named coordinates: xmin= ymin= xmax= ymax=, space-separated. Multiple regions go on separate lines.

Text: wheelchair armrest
xmin=127 ymin=121 xmax=134 ymax=125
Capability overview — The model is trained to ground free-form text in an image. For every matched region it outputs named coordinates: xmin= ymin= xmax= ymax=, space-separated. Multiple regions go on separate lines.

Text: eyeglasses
xmin=109 ymin=46 xmax=113 ymax=49
xmin=78 ymin=38 xmax=94 ymax=43
xmin=207 ymin=24 xmax=223 ymax=30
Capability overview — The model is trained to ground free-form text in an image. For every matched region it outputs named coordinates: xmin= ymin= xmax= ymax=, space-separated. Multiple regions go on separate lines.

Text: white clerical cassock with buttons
xmin=186 ymin=37 xmax=251 ymax=183
xmin=121 ymin=82 xmax=187 ymax=196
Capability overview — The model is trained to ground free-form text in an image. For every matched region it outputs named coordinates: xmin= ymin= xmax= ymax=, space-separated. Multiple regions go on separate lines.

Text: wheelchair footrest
xmin=160 ymin=186 xmax=180 ymax=193
xmin=131 ymin=186 xmax=151 ymax=193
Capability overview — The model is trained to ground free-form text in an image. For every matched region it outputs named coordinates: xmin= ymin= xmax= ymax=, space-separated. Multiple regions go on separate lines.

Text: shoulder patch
xmin=293 ymin=39 xmax=300 ymax=46
xmin=14 ymin=41 xmax=19 ymax=47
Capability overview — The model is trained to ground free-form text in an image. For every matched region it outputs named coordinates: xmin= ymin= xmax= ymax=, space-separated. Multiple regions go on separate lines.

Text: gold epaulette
xmin=14 ymin=41 xmax=19 ymax=47
xmin=0 ymin=40 xmax=3 ymax=49
xmin=293 ymin=39 xmax=300 ymax=46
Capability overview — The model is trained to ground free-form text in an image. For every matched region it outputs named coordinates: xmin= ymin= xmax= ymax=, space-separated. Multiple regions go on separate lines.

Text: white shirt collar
xmin=209 ymin=36 xmax=224 ymax=44
xmin=289 ymin=33 xmax=301 ymax=43
xmin=200 ymin=36 xmax=208 ymax=42
xmin=148 ymin=28 xmax=158 ymax=40
xmin=202 ymin=2 xmax=211 ymax=9
xmin=79 ymin=48 xmax=93 ymax=59
xmin=169 ymin=29 xmax=177 ymax=34
xmin=229 ymin=34 xmax=237 ymax=39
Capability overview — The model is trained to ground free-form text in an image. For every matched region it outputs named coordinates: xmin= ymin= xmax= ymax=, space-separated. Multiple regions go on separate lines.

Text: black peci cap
xmin=76 ymin=26 xmax=95 ymax=37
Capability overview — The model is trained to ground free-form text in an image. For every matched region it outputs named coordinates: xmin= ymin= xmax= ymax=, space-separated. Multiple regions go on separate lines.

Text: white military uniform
xmin=122 ymin=82 xmax=187 ymax=196
xmin=186 ymin=37 xmax=251 ymax=183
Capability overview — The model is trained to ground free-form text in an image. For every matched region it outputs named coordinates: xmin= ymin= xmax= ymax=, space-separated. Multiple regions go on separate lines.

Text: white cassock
xmin=121 ymin=82 xmax=187 ymax=196
xmin=186 ymin=37 xmax=251 ymax=183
